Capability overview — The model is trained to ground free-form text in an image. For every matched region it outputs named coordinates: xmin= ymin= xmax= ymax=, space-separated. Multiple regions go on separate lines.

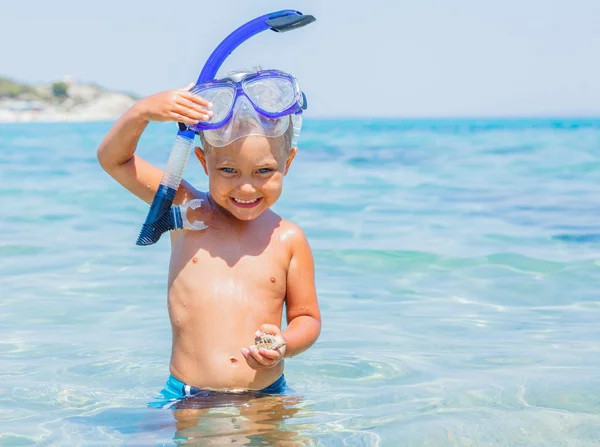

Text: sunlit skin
xmin=97 ymin=86 xmax=321 ymax=393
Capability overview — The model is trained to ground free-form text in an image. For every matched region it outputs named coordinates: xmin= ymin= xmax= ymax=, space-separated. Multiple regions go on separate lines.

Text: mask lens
xmin=191 ymin=83 xmax=235 ymax=124
xmin=203 ymin=95 xmax=290 ymax=148
xmin=244 ymin=76 xmax=297 ymax=113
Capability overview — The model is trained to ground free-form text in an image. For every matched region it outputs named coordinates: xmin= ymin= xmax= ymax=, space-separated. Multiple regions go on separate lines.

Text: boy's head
xmin=191 ymin=67 xmax=305 ymax=221
xmin=194 ymin=120 xmax=297 ymax=222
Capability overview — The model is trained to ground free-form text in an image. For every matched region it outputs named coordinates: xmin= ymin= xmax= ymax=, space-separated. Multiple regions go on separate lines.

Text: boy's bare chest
xmin=168 ymin=229 xmax=289 ymax=301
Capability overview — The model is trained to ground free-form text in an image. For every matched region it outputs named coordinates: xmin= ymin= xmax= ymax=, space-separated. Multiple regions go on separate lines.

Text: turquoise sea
xmin=1 ymin=118 xmax=600 ymax=445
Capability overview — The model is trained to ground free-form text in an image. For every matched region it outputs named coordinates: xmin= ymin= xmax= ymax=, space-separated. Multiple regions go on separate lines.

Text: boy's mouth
xmin=230 ymin=197 xmax=262 ymax=208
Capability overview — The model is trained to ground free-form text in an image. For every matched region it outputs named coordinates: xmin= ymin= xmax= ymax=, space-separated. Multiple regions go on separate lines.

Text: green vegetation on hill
xmin=1 ymin=77 xmax=139 ymax=104
xmin=51 ymin=81 xmax=69 ymax=98
xmin=0 ymin=77 xmax=42 ymax=99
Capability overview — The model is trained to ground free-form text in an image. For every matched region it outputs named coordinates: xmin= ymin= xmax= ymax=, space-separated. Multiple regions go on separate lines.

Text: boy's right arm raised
xmin=97 ymin=86 xmax=212 ymax=204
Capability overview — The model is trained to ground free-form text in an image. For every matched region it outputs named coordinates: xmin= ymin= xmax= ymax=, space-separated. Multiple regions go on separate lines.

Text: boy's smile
xmin=231 ymin=197 xmax=263 ymax=208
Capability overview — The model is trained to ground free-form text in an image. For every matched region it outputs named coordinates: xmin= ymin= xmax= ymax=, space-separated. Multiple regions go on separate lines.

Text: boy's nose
xmin=237 ymin=181 xmax=256 ymax=193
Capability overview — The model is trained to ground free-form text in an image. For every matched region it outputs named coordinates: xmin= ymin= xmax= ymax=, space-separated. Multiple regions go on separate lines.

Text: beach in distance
xmin=0 ymin=77 xmax=136 ymax=123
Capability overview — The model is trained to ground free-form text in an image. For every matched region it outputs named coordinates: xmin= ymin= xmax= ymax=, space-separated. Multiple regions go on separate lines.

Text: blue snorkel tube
xmin=136 ymin=10 xmax=316 ymax=246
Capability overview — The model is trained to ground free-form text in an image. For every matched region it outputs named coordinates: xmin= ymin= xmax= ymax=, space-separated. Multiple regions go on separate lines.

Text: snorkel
xmin=136 ymin=10 xmax=316 ymax=246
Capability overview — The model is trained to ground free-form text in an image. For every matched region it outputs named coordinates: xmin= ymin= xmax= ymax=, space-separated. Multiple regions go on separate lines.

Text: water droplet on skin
xmin=177 ymin=318 xmax=180 ymax=323
xmin=192 ymin=257 xmax=198 ymax=264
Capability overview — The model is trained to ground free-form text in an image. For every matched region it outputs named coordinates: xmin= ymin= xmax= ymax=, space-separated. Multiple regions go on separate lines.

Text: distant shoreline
xmin=0 ymin=77 xmax=136 ymax=123
xmin=0 ymin=114 xmax=127 ymax=124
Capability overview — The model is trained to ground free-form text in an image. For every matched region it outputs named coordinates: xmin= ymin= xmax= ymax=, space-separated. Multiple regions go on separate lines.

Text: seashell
xmin=254 ymin=333 xmax=286 ymax=351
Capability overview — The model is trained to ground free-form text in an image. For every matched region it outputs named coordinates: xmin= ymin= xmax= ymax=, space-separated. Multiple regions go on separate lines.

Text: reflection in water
xmin=169 ymin=392 xmax=309 ymax=446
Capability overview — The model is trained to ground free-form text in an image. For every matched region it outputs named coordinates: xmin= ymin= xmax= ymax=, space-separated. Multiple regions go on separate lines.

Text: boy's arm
xmin=240 ymin=225 xmax=320 ymax=369
xmin=97 ymin=88 xmax=211 ymax=205
xmin=282 ymin=226 xmax=322 ymax=358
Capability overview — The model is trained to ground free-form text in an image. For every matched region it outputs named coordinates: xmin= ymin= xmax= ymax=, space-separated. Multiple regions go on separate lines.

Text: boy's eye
xmin=220 ymin=167 xmax=236 ymax=174
xmin=257 ymin=168 xmax=273 ymax=174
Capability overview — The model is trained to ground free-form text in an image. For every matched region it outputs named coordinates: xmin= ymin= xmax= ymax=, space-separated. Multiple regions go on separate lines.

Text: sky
xmin=1 ymin=0 xmax=600 ymax=117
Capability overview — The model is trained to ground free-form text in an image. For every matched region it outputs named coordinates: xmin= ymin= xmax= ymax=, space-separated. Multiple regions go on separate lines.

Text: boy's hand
xmin=241 ymin=324 xmax=287 ymax=370
xmin=137 ymin=84 xmax=213 ymax=125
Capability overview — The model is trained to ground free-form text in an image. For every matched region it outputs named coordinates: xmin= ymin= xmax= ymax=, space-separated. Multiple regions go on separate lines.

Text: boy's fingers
xmin=258 ymin=348 xmax=281 ymax=360
xmin=249 ymin=345 xmax=271 ymax=366
xmin=180 ymin=91 xmax=212 ymax=108
xmin=259 ymin=324 xmax=280 ymax=335
xmin=242 ymin=352 xmax=260 ymax=369
xmin=176 ymin=95 xmax=205 ymax=110
xmin=242 ymin=347 xmax=268 ymax=370
xmin=173 ymin=105 xmax=209 ymax=122
xmin=170 ymin=112 xmax=199 ymax=125
xmin=176 ymin=97 xmax=212 ymax=117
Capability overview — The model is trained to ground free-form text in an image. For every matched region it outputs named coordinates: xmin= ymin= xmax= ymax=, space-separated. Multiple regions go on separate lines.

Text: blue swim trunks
xmin=150 ymin=374 xmax=287 ymax=409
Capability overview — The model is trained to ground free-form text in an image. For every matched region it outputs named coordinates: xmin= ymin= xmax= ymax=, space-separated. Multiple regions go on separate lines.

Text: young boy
xmin=97 ymin=77 xmax=321 ymax=401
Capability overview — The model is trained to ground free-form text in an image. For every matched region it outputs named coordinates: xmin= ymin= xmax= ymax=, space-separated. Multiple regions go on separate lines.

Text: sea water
xmin=1 ymin=118 xmax=600 ymax=445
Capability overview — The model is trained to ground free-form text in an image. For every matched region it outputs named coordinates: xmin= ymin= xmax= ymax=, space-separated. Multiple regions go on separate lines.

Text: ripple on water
xmin=3 ymin=119 xmax=600 ymax=444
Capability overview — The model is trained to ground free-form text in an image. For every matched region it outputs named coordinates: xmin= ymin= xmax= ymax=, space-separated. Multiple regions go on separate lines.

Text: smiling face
xmin=195 ymin=134 xmax=297 ymax=221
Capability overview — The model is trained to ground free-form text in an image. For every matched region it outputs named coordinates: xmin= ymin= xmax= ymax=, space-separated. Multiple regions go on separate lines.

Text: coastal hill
xmin=0 ymin=77 xmax=137 ymax=123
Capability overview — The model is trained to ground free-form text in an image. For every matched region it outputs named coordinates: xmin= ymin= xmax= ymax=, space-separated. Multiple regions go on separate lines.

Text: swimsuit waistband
xmin=168 ymin=373 xmax=287 ymax=397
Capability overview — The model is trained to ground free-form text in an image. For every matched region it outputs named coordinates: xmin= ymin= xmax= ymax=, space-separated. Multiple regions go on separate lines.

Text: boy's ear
xmin=284 ymin=147 xmax=298 ymax=175
xmin=194 ymin=147 xmax=209 ymax=175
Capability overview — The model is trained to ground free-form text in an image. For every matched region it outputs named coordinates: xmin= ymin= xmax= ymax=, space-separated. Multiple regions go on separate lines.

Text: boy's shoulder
xmin=274 ymin=215 xmax=311 ymax=252
xmin=277 ymin=216 xmax=305 ymax=237
xmin=274 ymin=217 xmax=314 ymax=272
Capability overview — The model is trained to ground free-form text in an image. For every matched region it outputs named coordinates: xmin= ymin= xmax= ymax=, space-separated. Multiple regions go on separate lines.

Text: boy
xmin=97 ymin=74 xmax=321 ymax=401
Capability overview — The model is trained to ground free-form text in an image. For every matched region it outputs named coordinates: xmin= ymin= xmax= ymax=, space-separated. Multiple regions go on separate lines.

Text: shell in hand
xmin=255 ymin=333 xmax=286 ymax=351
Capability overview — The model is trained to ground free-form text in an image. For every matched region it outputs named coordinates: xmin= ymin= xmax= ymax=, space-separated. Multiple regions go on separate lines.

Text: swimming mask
xmin=188 ymin=69 xmax=307 ymax=147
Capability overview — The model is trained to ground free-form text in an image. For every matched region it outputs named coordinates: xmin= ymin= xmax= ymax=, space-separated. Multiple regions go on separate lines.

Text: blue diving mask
xmin=189 ymin=69 xmax=307 ymax=147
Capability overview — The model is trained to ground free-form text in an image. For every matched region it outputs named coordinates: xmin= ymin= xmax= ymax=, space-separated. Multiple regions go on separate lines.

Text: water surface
xmin=1 ymin=118 xmax=600 ymax=445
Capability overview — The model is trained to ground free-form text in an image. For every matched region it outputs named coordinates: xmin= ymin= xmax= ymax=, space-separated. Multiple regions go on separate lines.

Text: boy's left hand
xmin=241 ymin=324 xmax=287 ymax=370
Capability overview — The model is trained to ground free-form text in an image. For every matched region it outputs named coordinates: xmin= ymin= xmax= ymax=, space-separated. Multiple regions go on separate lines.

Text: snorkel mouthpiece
xmin=265 ymin=14 xmax=316 ymax=32
xmin=136 ymin=188 xmax=179 ymax=246
xmin=136 ymin=10 xmax=315 ymax=246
